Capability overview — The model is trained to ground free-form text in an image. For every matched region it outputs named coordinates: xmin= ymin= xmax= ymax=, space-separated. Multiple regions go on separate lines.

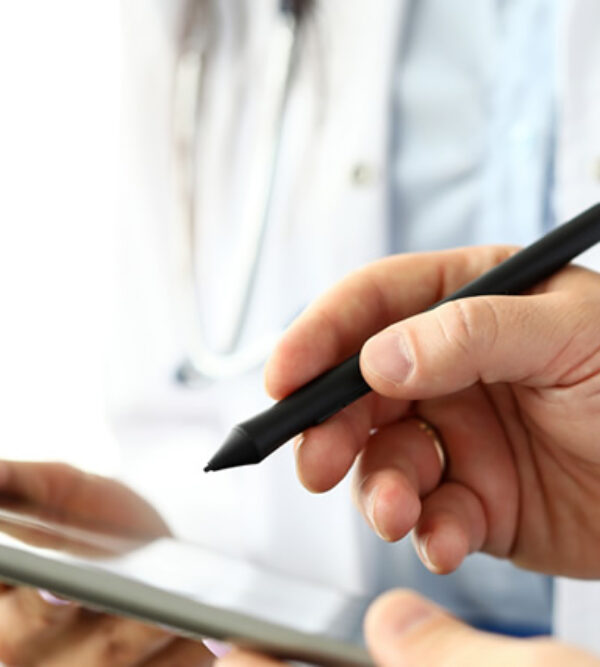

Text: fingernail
xmin=293 ymin=434 xmax=304 ymax=456
xmin=202 ymin=639 xmax=232 ymax=658
xmin=366 ymin=486 xmax=386 ymax=540
xmin=363 ymin=331 xmax=413 ymax=384
xmin=38 ymin=589 xmax=74 ymax=606
xmin=413 ymin=533 xmax=441 ymax=573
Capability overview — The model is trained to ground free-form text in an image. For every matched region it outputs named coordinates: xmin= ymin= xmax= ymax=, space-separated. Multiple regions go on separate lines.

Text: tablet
xmin=0 ymin=503 xmax=372 ymax=667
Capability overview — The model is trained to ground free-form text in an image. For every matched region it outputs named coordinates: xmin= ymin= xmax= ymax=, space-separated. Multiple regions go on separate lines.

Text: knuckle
xmin=95 ymin=630 xmax=140 ymax=666
xmin=475 ymin=296 xmax=501 ymax=353
xmin=435 ymin=301 xmax=475 ymax=357
xmin=436 ymin=298 xmax=500 ymax=360
xmin=92 ymin=618 xmax=168 ymax=667
xmin=99 ymin=637 xmax=137 ymax=666
xmin=20 ymin=589 xmax=74 ymax=629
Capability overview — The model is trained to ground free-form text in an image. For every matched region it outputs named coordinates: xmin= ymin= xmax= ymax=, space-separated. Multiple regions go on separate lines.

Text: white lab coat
xmin=116 ymin=0 xmax=600 ymax=651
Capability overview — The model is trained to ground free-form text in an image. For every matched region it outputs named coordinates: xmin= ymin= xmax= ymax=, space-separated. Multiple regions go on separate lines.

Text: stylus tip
xmin=204 ymin=426 xmax=262 ymax=472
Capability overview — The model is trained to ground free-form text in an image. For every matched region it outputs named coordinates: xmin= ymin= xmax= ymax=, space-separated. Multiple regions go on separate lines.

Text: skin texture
xmin=4 ymin=246 xmax=600 ymax=665
xmin=216 ymin=245 xmax=600 ymax=666
xmin=217 ymin=590 xmax=600 ymax=667
xmin=0 ymin=461 xmax=213 ymax=666
xmin=264 ymin=246 xmax=600 ymax=579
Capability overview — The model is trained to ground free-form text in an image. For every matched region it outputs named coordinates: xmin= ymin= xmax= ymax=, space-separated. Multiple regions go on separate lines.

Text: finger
xmin=142 ymin=638 xmax=214 ymax=665
xmin=0 ymin=586 xmax=79 ymax=665
xmin=265 ymin=246 xmax=515 ymax=399
xmin=42 ymin=615 xmax=172 ymax=667
xmin=416 ymin=385 xmax=518 ymax=556
xmin=360 ymin=291 xmax=600 ymax=399
xmin=216 ymin=647 xmax=282 ymax=666
xmin=294 ymin=394 xmax=410 ymax=493
xmin=294 ymin=397 xmax=373 ymax=493
xmin=0 ymin=460 xmax=170 ymax=538
xmin=0 ymin=460 xmax=76 ymax=505
xmin=412 ymin=482 xmax=487 ymax=573
xmin=365 ymin=590 xmax=596 ymax=667
xmin=351 ymin=418 xmax=446 ymax=541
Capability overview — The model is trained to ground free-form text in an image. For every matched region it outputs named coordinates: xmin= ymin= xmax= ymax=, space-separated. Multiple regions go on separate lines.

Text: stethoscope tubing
xmin=171 ymin=2 xmax=303 ymax=382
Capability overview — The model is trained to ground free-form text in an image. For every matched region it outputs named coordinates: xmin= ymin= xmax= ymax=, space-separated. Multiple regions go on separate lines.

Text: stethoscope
xmin=172 ymin=0 xmax=311 ymax=384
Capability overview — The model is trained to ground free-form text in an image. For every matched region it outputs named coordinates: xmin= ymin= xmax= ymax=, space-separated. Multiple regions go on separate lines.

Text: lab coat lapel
xmin=240 ymin=0 xmax=413 ymax=595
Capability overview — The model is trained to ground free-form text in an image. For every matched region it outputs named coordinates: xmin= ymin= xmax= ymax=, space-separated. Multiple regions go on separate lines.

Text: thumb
xmin=364 ymin=590 xmax=593 ymax=667
xmin=360 ymin=292 xmax=593 ymax=399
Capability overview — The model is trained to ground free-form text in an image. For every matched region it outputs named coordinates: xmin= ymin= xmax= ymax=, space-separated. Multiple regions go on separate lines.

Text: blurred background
xmin=0 ymin=1 xmax=599 ymax=655
xmin=0 ymin=0 xmax=560 ymax=616
xmin=0 ymin=2 xmax=120 ymax=473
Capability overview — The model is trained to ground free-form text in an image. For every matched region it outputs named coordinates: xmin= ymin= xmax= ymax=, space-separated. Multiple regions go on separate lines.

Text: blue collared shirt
xmin=387 ymin=0 xmax=556 ymax=636
xmin=390 ymin=0 xmax=556 ymax=253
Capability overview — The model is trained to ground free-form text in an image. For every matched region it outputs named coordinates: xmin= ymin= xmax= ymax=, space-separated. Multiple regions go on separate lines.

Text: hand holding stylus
xmin=206 ymin=204 xmax=600 ymax=472
xmin=265 ymin=245 xmax=600 ymax=578
xmin=213 ymin=243 xmax=600 ymax=667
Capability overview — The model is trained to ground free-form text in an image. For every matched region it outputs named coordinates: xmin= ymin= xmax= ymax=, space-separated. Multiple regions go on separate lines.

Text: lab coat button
xmin=350 ymin=162 xmax=378 ymax=186
xmin=593 ymin=157 xmax=600 ymax=183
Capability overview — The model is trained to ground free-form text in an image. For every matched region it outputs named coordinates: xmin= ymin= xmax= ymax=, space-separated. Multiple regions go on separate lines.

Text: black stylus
xmin=204 ymin=203 xmax=600 ymax=472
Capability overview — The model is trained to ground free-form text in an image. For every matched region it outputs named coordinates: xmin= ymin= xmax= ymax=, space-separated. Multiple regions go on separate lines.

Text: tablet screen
xmin=0 ymin=503 xmax=372 ymax=666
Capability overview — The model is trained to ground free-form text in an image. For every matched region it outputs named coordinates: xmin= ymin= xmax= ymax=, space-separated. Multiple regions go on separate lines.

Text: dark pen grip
xmin=241 ymin=354 xmax=368 ymax=460
xmin=240 ymin=203 xmax=600 ymax=463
